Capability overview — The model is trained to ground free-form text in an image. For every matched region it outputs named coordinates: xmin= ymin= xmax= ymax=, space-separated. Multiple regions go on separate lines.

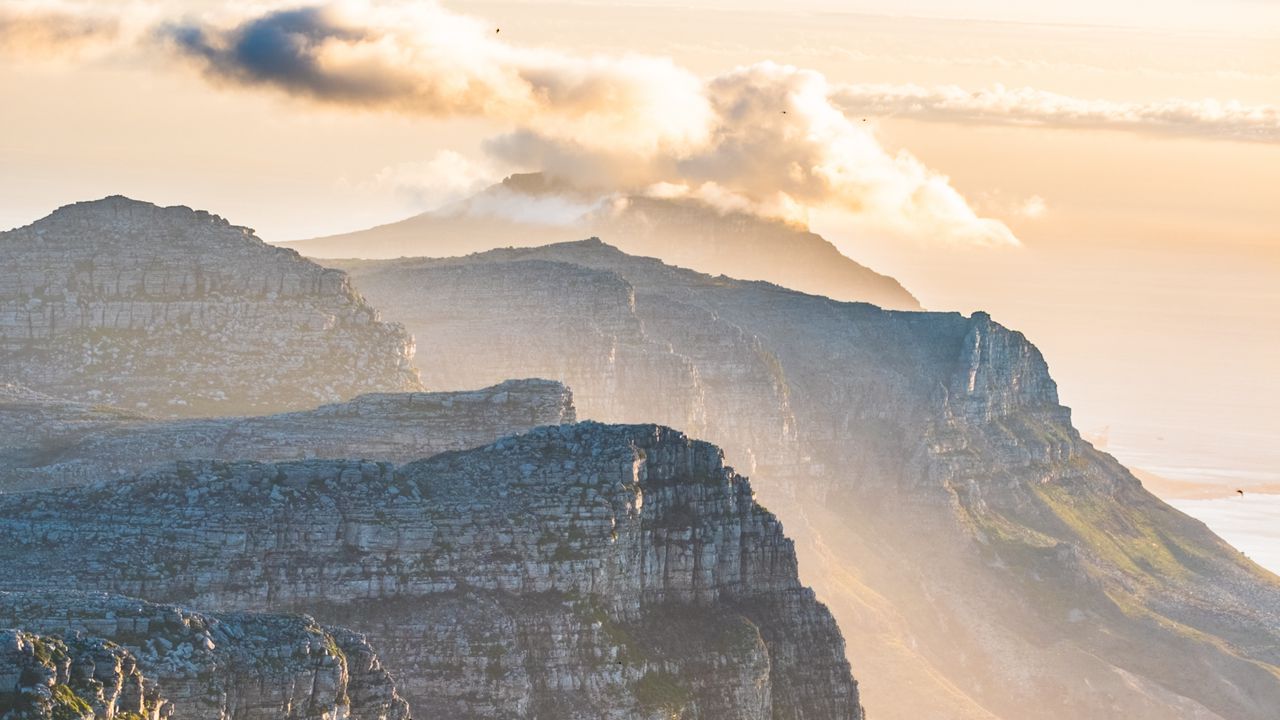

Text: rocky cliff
xmin=0 ymin=423 xmax=863 ymax=720
xmin=0 ymin=378 xmax=574 ymax=492
xmin=0 ymin=197 xmax=421 ymax=416
xmin=289 ymin=173 xmax=920 ymax=310
xmin=0 ymin=591 xmax=409 ymax=720
xmin=332 ymin=240 xmax=1280 ymax=720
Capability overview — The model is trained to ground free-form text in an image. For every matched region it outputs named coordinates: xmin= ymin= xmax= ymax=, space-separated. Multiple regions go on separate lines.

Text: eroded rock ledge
xmin=0 ymin=378 xmax=575 ymax=492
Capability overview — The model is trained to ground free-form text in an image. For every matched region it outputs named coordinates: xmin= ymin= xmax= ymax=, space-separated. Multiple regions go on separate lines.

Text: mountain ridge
xmin=331 ymin=238 xmax=1280 ymax=720
xmin=286 ymin=174 xmax=922 ymax=310
xmin=0 ymin=196 xmax=422 ymax=416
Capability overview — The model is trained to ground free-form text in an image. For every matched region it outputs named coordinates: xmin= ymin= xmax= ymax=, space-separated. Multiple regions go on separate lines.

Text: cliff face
xmin=0 ymin=592 xmax=409 ymax=720
xmin=339 ymin=259 xmax=708 ymax=434
xmin=0 ymin=378 xmax=575 ymax=492
xmin=333 ymin=240 xmax=1280 ymax=720
xmin=0 ymin=423 xmax=863 ymax=720
xmin=0 ymin=197 xmax=421 ymax=416
xmin=288 ymin=173 xmax=921 ymax=310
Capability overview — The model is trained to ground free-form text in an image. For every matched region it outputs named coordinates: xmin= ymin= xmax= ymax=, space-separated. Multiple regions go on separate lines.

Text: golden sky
xmin=2 ymin=0 xmax=1277 ymax=486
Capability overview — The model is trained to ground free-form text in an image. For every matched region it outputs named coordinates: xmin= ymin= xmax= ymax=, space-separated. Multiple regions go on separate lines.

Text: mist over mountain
xmin=289 ymin=173 xmax=921 ymax=310
xmin=332 ymin=239 xmax=1280 ymax=720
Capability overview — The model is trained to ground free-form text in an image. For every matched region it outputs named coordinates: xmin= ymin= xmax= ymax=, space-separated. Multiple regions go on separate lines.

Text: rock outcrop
xmin=332 ymin=240 xmax=1280 ymax=720
xmin=0 ymin=423 xmax=863 ymax=720
xmin=288 ymin=173 xmax=920 ymax=310
xmin=0 ymin=592 xmax=410 ymax=720
xmin=1 ymin=627 xmax=156 ymax=720
xmin=0 ymin=197 xmax=421 ymax=416
xmin=0 ymin=378 xmax=575 ymax=492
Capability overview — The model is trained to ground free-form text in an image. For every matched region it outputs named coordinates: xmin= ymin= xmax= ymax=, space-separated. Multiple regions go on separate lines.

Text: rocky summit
xmin=333 ymin=240 xmax=1280 ymax=720
xmin=0 ymin=378 xmax=575 ymax=492
xmin=0 ymin=197 xmax=421 ymax=416
xmin=0 ymin=423 xmax=863 ymax=720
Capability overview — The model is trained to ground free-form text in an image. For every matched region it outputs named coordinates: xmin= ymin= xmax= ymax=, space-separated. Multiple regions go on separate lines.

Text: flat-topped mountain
xmin=333 ymin=240 xmax=1280 ymax=720
xmin=0 ymin=423 xmax=863 ymax=719
xmin=0 ymin=197 xmax=422 ymax=416
xmin=1 ymin=591 xmax=409 ymax=719
xmin=288 ymin=173 xmax=920 ymax=310
xmin=0 ymin=378 xmax=575 ymax=492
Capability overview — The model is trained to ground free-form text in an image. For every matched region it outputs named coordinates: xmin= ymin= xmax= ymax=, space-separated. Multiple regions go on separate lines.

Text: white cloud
xmin=368 ymin=151 xmax=502 ymax=211
xmin=16 ymin=0 xmax=1029 ymax=247
xmin=834 ymin=83 xmax=1280 ymax=144
xmin=1019 ymin=195 xmax=1048 ymax=219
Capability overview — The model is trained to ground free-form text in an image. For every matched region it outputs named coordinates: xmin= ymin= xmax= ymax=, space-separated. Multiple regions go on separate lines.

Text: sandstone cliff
xmin=0 ymin=423 xmax=863 ymax=720
xmin=0 ymin=591 xmax=409 ymax=720
xmin=0 ymin=378 xmax=574 ymax=492
xmin=333 ymin=240 xmax=1280 ymax=720
xmin=0 ymin=197 xmax=421 ymax=416
xmin=288 ymin=173 xmax=920 ymax=310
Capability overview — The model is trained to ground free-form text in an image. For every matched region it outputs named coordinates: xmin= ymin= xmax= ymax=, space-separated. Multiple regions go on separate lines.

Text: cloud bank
xmin=10 ymin=1 xmax=1279 ymax=248
xmin=833 ymin=83 xmax=1280 ymax=144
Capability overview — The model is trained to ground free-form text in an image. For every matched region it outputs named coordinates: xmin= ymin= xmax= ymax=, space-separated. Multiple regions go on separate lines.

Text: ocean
xmin=1167 ymin=494 xmax=1280 ymax=577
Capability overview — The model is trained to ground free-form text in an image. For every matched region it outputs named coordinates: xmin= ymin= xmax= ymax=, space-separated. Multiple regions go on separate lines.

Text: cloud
xmin=366 ymin=151 xmax=502 ymax=210
xmin=487 ymin=62 xmax=1019 ymax=245
xmin=454 ymin=187 xmax=610 ymax=227
xmin=1019 ymin=195 xmax=1048 ymax=219
xmin=833 ymin=83 xmax=1280 ymax=144
xmin=0 ymin=3 xmax=120 ymax=57
xmin=157 ymin=2 xmax=714 ymax=158
xmin=17 ymin=0 xmax=1023 ymax=247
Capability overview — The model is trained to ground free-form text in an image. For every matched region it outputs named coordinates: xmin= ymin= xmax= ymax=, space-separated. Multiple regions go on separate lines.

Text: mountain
xmin=287 ymin=173 xmax=921 ymax=310
xmin=0 ymin=423 xmax=863 ymax=720
xmin=0 ymin=378 xmax=574 ymax=492
xmin=331 ymin=240 xmax=1280 ymax=720
xmin=0 ymin=196 xmax=421 ymax=416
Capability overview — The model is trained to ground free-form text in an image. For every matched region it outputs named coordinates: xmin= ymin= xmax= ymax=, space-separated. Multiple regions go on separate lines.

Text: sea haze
xmin=1168 ymin=494 xmax=1280 ymax=576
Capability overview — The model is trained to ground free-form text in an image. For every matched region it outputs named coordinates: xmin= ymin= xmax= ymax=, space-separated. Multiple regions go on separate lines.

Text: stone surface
xmin=288 ymin=173 xmax=921 ymax=310
xmin=333 ymin=239 xmax=1280 ymax=720
xmin=0 ymin=627 xmax=155 ymax=720
xmin=0 ymin=378 xmax=575 ymax=492
xmin=0 ymin=423 xmax=863 ymax=720
xmin=0 ymin=197 xmax=421 ymax=416
xmin=0 ymin=592 xmax=409 ymax=720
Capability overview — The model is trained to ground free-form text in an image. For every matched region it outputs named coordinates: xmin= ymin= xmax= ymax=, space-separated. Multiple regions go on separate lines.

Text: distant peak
xmin=56 ymin=195 xmax=166 ymax=214
xmin=27 ymin=195 xmax=237 ymax=233
xmin=499 ymin=172 xmax=578 ymax=196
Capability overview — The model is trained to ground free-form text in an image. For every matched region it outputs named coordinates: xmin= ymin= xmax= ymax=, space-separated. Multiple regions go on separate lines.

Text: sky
xmin=2 ymin=0 xmax=1278 ymax=510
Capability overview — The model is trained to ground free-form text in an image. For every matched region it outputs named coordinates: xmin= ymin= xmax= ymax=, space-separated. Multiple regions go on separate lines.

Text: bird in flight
xmin=1237 ymin=489 xmax=1245 ymax=496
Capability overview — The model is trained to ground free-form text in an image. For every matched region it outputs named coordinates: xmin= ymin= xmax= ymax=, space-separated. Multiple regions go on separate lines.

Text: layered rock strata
xmin=0 ymin=197 xmax=421 ymax=416
xmin=0 ymin=423 xmax=863 ymax=720
xmin=0 ymin=379 xmax=574 ymax=492
xmin=290 ymin=172 xmax=921 ymax=310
